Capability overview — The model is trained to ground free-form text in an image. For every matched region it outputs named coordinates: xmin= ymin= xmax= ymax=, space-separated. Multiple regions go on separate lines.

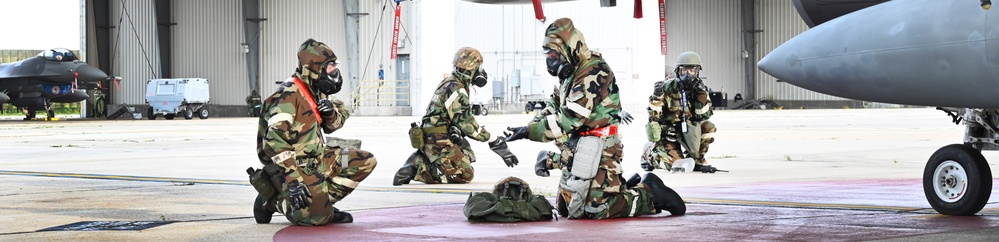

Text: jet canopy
xmin=38 ymin=48 xmax=78 ymax=62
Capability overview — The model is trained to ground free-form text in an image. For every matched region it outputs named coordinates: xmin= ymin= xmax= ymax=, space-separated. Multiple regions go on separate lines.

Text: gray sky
xmin=0 ymin=0 xmax=80 ymax=50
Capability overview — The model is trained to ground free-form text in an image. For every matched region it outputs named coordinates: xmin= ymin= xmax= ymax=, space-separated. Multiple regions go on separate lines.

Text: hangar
xmin=79 ymin=0 xmax=858 ymax=118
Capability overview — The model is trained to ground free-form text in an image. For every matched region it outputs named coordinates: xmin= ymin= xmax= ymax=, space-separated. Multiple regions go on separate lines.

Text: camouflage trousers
xmin=413 ymin=132 xmax=476 ymax=184
xmin=642 ymin=120 xmax=716 ymax=170
xmin=277 ymin=146 xmax=378 ymax=226
xmin=541 ymin=135 xmax=658 ymax=219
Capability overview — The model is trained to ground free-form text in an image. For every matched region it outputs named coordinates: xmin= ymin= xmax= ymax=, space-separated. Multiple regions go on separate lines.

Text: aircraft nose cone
xmin=0 ymin=92 xmax=9 ymax=104
xmin=757 ymin=38 xmax=802 ymax=86
xmin=76 ymin=65 xmax=109 ymax=83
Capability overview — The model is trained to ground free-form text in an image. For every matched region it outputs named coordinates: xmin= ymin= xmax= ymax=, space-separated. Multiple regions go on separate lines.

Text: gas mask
xmin=316 ymin=67 xmax=343 ymax=95
xmin=545 ymin=50 xmax=573 ymax=80
xmin=677 ymin=66 xmax=699 ymax=82
xmin=472 ymin=67 xmax=488 ymax=88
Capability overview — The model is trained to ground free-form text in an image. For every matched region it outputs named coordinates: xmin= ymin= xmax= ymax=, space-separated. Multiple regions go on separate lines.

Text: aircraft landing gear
xmin=928 ymin=108 xmax=996 ymax=215
xmin=923 ymin=144 xmax=992 ymax=215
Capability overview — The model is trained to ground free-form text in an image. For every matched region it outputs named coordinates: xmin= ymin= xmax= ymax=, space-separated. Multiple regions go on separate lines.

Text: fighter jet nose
xmin=76 ymin=65 xmax=109 ymax=83
xmin=758 ymin=36 xmax=803 ymax=86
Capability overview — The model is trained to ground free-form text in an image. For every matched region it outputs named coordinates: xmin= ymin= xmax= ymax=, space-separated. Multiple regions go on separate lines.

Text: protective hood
xmin=543 ymin=18 xmax=591 ymax=70
xmin=293 ymin=39 xmax=339 ymax=89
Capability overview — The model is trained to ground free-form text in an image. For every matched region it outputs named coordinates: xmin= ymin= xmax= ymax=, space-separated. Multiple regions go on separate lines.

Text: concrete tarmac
xmin=0 ymin=108 xmax=997 ymax=241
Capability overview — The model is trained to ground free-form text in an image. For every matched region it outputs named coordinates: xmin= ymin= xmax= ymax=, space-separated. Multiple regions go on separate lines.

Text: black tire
xmin=183 ymin=109 xmax=194 ymax=120
xmin=165 ymin=114 xmax=175 ymax=120
xmin=147 ymin=107 xmax=156 ymax=120
xmin=198 ymin=107 xmax=209 ymax=119
xmin=481 ymin=107 xmax=488 ymax=116
xmin=525 ymin=103 xmax=533 ymax=113
xmin=253 ymin=195 xmax=273 ymax=224
xmin=47 ymin=110 xmax=55 ymax=119
xmin=923 ymin=144 xmax=992 ymax=215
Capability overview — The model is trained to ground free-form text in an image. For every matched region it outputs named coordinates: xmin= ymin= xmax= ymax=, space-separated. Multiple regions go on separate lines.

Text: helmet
xmin=453 ymin=47 xmax=483 ymax=71
xmin=676 ymin=51 xmax=702 ymax=68
xmin=297 ymin=39 xmax=339 ymax=80
xmin=492 ymin=176 xmax=532 ymax=201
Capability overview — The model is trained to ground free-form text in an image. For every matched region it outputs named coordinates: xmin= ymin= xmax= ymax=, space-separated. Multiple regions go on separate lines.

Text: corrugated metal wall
xmin=452 ymin=1 xmax=655 ymax=108
xmin=665 ymin=0 xmax=743 ymax=97
xmin=755 ymin=0 xmax=842 ymax=101
xmin=172 ymin=0 xmax=248 ymax=106
xmin=354 ymin=0 xmax=410 ymax=107
xmin=109 ymin=0 xmax=161 ymax=105
xmin=258 ymin=0 xmax=349 ymax=101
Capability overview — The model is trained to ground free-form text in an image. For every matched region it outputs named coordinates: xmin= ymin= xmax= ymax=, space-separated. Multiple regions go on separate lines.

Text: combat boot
xmin=330 ymin=207 xmax=353 ymax=223
xmin=556 ymin=194 xmax=568 ymax=218
xmin=625 ymin=173 xmax=641 ymax=189
xmin=535 ymin=151 xmax=551 ymax=177
xmin=393 ymin=152 xmax=419 ymax=186
xmin=640 ymin=173 xmax=686 ymax=215
xmin=253 ymin=195 xmax=275 ymax=224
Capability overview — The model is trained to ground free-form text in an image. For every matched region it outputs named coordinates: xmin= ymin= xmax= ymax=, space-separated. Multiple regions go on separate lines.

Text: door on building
xmin=396 ymin=54 xmax=410 ymax=107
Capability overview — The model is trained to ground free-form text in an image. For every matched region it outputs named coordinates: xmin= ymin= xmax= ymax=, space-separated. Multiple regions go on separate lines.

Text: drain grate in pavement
xmin=39 ymin=221 xmax=172 ymax=231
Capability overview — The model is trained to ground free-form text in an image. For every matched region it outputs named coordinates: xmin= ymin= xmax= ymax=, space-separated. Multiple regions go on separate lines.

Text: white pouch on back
xmin=571 ymin=136 xmax=604 ymax=179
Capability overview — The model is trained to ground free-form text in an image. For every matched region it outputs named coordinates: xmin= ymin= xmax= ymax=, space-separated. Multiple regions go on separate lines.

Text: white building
xmin=82 ymin=0 xmax=851 ymax=118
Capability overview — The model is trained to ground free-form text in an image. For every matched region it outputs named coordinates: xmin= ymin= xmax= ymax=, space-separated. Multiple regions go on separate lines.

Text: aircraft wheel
xmin=524 ymin=103 xmax=533 ymax=113
xmin=47 ymin=110 xmax=55 ymax=119
xmin=147 ymin=107 xmax=156 ymax=120
xmin=165 ymin=114 xmax=176 ymax=120
xmin=923 ymin=144 xmax=992 ymax=215
xmin=183 ymin=109 xmax=194 ymax=120
xmin=481 ymin=107 xmax=488 ymax=116
xmin=198 ymin=107 xmax=209 ymax=119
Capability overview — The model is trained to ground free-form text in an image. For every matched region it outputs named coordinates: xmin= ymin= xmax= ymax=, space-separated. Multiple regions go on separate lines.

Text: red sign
xmin=659 ymin=0 xmax=667 ymax=56
xmin=390 ymin=4 xmax=401 ymax=60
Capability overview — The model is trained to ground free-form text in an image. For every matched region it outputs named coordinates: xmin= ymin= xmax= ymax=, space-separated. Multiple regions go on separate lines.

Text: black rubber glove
xmin=488 ymin=138 xmax=519 ymax=167
xmin=317 ymin=99 xmax=336 ymax=117
xmin=448 ymin=126 xmax=464 ymax=144
xmin=654 ymin=81 xmax=666 ymax=96
xmin=535 ymin=151 xmax=550 ymax=177
xmin=287 ymin=180 xmax=312 ymax=211
xmin=503 ymin=126 xmax=529 ymax=142
xmin=613 ymin=111 xmax=634 ymax=124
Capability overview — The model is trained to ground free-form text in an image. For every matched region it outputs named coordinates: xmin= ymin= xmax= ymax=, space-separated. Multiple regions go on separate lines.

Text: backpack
xmin=463 ymin=177 xmax=555 ymax=222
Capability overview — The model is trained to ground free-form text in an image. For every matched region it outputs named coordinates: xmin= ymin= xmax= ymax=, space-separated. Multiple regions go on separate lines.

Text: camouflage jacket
xmin=421 ymin=74 xmax=491 ymax=142
xmin=648 ymin=78 xmax=712 ymax=126
xmin=529 ymin=18 xmax=625 ymax=142
xmin=526 ymin=51 xmax=623 ymax=142
xmin=256 ymin=77 xmax=350 ymax=184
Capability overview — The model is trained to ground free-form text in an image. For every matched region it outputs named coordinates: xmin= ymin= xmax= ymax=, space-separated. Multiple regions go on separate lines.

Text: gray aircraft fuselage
xmin=759 ymin=0 xmax=999 ymax=108
xmin=0 ymin=51 xmax=109 ymax=115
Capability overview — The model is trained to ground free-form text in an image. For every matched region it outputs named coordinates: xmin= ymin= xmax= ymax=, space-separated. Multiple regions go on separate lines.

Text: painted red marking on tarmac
xmin=273 ymin=179 xmax=999 ymax=241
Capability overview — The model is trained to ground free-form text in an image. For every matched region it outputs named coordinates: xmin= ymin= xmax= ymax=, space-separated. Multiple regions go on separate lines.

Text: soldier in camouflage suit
xmin=641 ymin=51 xmax=719 ymax=173
xmin=255 ymin=39 xmax=378 ymax=226
xmin=504 ymin=18 xmax=685 ymax=219
xmin=392 ymin=47 xmax=519 ymax=185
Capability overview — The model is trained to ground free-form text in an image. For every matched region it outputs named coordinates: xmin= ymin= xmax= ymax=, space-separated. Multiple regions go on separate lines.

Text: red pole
xmin=532 ymin=0 xmax=545 ymax=21
xmin=634 ymin=0 xmax=642 ymax=19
